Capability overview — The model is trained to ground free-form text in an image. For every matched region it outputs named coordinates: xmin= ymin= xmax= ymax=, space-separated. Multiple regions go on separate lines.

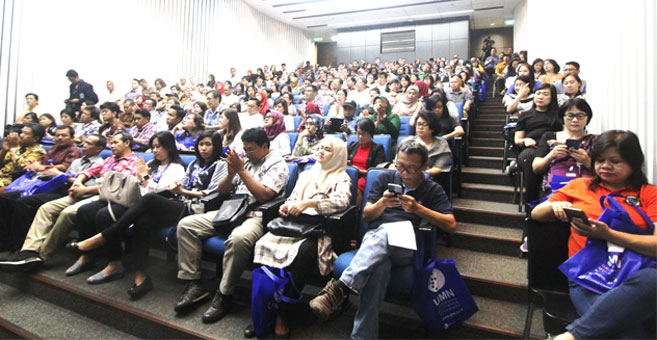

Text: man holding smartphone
xmin=309 ymin=139 xmax=456 ymax=339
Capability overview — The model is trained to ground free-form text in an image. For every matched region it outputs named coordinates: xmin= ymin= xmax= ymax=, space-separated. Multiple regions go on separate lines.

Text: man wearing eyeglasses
xmin=309 ymin=139 xmax=456 ymax=339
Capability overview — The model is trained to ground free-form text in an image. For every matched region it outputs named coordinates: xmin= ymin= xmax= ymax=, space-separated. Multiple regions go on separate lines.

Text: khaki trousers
xmin=22 ymin=195 xmax=99 ymax=261
xmin=176 ymin=212 xmax=263 ymax=296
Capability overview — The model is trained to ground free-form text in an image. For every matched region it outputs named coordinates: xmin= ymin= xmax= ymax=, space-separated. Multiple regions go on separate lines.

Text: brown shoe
xmin=309 ymin=278 xmax=347 ymax=321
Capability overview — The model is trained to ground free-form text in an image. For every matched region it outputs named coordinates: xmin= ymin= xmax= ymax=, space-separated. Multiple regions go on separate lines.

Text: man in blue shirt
xmin=309 ymin=139 xmax=456 ymax=339
xmin=204 ymin=90 xmax=223 ymax=130
xmin=66 ymin=69 xmax=98 ymax=114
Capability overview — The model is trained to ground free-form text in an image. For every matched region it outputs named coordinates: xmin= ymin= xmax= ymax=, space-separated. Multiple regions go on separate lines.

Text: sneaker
xmin=309 ymin=278 xmax=348 ymax=321
xmin=0 ymin=251 xmax=43 ymax=272
xmin=202 ymin=292 xmax=233 ymax=323
xmin=174 ymin=281 xmax=209 ymax=313
xmin=520 ymin=237 xmax=528 ymax=253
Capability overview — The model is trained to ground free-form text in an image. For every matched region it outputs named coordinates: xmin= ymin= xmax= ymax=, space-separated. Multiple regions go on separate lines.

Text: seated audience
xmin=120 ymin=99 xmax=136 ymax=128
xmin=505 ymin=62 xmax=541 ymax=95
xmin=129 ymin=109 xmax=157 ymax=150
xmin=98 ymin=102 xmax=126 ymax=138
xmin=204 ymin=90 xmax=223 ymax=130
xmin=368 ymin=96 xmax=400 ymax=141
xmin=0 ymin=123 xmax=46 ymax=190
xmin=327 ymin=89 xmax=347 ymax=117
xmin=398 ymin=111 xmax=452 ymax=177
xmin=513 ymin=84 xmax=562 ymax=202
xmin=538 ymin=59 xmax=563 ymax=85
xmin=175 ymin=114 xmax=204 ymax=151
xmin=444 ymin=75 xmax=473 ymax=117
xmin=346 ymin=78 xmax=370 ymax=108
xmin=531 ymin=130 xmax=656 ymax=340
xmin=0 ymin=134 xmax=103 ymax=252
xmin=288 ymin=114 xmax=325 ymax=161
xmin=557 ymin=72 xmax=586 ymax=106
xmin=347 ymin=118 xmax=386 ymax=206
xmin=218 ymin=109 xmax=243 ymax=153
xmin=60 ymin=110 xmax=78 ymax=130
xmin=173 ymin=128 xmax=289 ymax=323
xmin=309 ymin=139 xmax=456 ymax=339
xmin=532 ymin=99 xmax=595 ymax=197
xmin=67 ymin=130 xmax=225 ymax=299
xmin=264 ymin=110 xmax=291 ymax=156
xmin=74 ymin=105 xmax=102 ymax=142
xmin=38 ymin=114 xmax=57 ymax=138
xmin=239 ymin=98 xmax=265 ymax=130
xmin=392 ymin=84 xmax=422 ymax=117
xmin=166 ymin=105 xmax=186 ymax=131
xmin=251 ymin=137 xmax=351 ymax=337
xmin=421 ymin=94 xmax=464 ymax=140
xmin=553 ymin=61 xmax=587 ymax=95
xmin=21 ymin=93 xmax=41 ymax=120
xmin=66 ymin=131 xmax=186 ymax=284
xmin=504 ymin=75 xmax=535 ymax=117
xmin=21 ymin=112 xmax=39 ymax=125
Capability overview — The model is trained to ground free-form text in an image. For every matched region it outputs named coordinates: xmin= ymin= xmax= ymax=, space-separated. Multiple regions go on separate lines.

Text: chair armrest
xmin=327 ymin=205 xmax=358 ymax=221
xmin=326 ymin=205 xmax=358 ymax=254
xmin=256 ymin=198 xmax=286 ymax=212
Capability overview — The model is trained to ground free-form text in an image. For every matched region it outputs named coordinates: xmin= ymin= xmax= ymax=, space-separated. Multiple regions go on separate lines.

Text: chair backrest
xmin=359 ymin=168 xmax=395 ymax=243
xmin=322 ymin=103 xmax=330 ymax=116
xmin=136 ymin=152 xmax=155 ymax=163
xmin=180 ymin=154 xmax=196 ymax=168
xmin=526 ymin=218 xmax=571 ymax=293
xmin=301 ymin=165 xmax=359 ymax=207
xmin=293 ymin=95 xmax=301 ymax=104
xmin=285 ymin=162 xmax=298 ymax=197
xmin=346 ymin=134 xmax=358 ymax=146
xmin=100 ymin=149 xmax=113 ymax=159
xmin=292 ymin=117 xmax=302 ymax=132
xmin=399 ymin=116 xmax=412 ymax=136
xmin=397 ymin=135 xmax=409 ymax=150
xmin=372 ymin=134 xmax=392 ymax=162
xmin=454 ymin=103 xmax=464 ymax=120
xmin=288 ymin=132 xmax=298 ymax=152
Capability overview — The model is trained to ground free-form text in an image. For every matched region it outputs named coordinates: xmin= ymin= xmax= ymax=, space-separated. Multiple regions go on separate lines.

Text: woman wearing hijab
xmin=287 ymin=114 xmax=325 ymax=161
xmin=256 ymin=91 xmax=270 ymax=115
xmin=414 ymin=80 xmax=430 ymax=101
xmin=252 ymin=137 xmax=351 ymax=338
xmin=392 ymin=84 xmax=422 ymax=117
xmin=264 ymin=110 xmax=291 ymax=156
xmin=368 ymin=96 xmax=401 ymax=141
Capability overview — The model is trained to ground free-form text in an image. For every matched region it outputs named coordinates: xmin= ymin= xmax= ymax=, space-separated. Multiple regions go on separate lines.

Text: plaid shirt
xmin=203 ymin=107 xmax=223 ymax=127
xmin=74 ymin=121 xmax=101 ymax=137
xmin=129 ymin=122 xmax=157 ymax=146
xmin=81 ymin=152 xmax=138 ymax=180
xmin=40 ymin=143 xmax=82 ymax=170
xmin=0 ymin=144 xmax=46 ymax=187
xmin=232 ymin=151 xmax=289 ymax=204
xmin=253 ymin=170 xmax=351 ymax=275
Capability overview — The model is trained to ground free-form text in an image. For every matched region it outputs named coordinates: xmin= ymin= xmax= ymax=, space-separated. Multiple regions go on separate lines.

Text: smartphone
xmin=388 ymin=183 xmax=403 ymax=196
xmin=565 ymin=139 xmax=580 ymax=150
xmin=564 ymin=207 xmax=590 ymax=226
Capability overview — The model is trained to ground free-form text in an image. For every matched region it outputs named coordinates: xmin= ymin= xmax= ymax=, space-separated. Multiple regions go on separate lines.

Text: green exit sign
xmin=504 ymin=19 xmax=515 ymax=25
xmin=313 ymin=37 xmax=323 ymax=42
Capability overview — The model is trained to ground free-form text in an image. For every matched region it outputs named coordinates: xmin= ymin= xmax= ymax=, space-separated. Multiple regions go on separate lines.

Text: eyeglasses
xmin=394 ymin=161 xmax=420 ymax=175
xmin=243 ymin=147 xmax=260 ymax=154
xmin=416 ymin=122 xmax=429 ymax=128
xmin=564 ymin=113 xmax=587 ymax=120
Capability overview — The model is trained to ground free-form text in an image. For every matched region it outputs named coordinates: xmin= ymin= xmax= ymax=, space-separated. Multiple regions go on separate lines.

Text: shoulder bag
xmin=266 ymin=214 xmax=327 ymax=238
xmin=211 ymin=194 xmax=251 ymax=231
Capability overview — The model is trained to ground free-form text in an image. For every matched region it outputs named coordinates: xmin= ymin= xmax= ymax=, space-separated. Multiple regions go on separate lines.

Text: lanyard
xmin=189 ymin=163 xmax=207 ymax=187
xmin=152 ymin=163 xmax=171 ymax=184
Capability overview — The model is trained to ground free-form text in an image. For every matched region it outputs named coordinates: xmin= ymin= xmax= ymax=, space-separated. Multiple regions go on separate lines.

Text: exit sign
xmin=505 ymin=19 xmax=515 ymax=25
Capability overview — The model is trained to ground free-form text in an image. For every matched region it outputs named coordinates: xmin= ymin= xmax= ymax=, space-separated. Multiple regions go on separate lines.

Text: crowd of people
xmin=0 ymin=51 xmax=654 ymax=340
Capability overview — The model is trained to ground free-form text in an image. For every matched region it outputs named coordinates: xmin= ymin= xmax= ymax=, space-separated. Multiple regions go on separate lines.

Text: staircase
xmin=0 ymin=92 xmax=546 ymax=339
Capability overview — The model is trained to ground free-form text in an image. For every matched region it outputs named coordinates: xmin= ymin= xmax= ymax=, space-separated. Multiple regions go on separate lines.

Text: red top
xmin=353 ymin=142 xmax=372 ymax=191
xmin=548 ymin=178 xmax=657 ymax=257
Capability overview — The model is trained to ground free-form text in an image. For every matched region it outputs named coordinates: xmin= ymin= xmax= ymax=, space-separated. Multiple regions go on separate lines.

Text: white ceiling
xmin=243 ymin=0 xmax=523 ymax=39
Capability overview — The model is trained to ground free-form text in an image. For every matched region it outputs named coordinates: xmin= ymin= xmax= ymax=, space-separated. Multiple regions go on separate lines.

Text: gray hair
xmin=397 ymin=139 xmax=428 ymax=165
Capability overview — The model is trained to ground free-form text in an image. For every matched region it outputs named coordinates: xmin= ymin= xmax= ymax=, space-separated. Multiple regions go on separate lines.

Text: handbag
xmin=251 ymin=266 xmax=302 ymax=339
xmin=411 ymin=233 xmax=478 ymax=334
xmin=98 ymin=171 xmax=142 ymax=221
xmin=5 ymin=171 xmax=68 ymax=197
xmin=559 ymin=193 xmax=656 ymax=294
xmin=266 ymin=214 xmax=327 ymax=238
xmin=211 ymin=194 xmax=251 ymax=231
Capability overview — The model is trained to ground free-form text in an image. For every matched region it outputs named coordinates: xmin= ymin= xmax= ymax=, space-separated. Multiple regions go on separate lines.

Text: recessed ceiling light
xmin=490 ymin=22 xmax=495 ymax=26
xmin=331 ymin=35 xmax=337 ymax=41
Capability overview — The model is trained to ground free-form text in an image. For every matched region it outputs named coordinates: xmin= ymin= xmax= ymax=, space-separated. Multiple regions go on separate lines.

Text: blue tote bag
xmin=5 ymin=171 xmax=68 ymax=197
xmin=411 ymin=234 xmax=478 ymax=334
xmin=559 ymin=193 xmax=656 ymax=294
xmin=251 ymin=266 xmax=302 ymax=339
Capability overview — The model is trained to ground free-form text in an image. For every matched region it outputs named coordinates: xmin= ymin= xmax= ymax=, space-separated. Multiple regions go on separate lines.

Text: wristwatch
xmin=142 ymin=174 xmax=151 ymax=181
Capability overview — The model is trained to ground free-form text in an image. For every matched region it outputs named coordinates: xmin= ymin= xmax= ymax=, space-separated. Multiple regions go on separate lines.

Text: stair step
xmin=452 ymin=222 xmax=523 ymax=257
xmin=472 ymin=131 xmax=502 ymax=138
xmin=462 ymin=167 xmax=515 ymax=186
xmin=452 ymin=198 xmax=525 ymax=228
xmin=469 ymin=146 xmax=504 ymax=157
xmin=471 ymin=138 xmax=505 ymax=147
xmin=0 ymin=281 xmax=138 ymax=340
xmin=475 ymin=118 xmax=507 ymax=124
xmin=460 ymin=183 xmax=517 ymax=202
xmin=469 ymin=155 xmax=511 ymax=169
xmin=474 ymin=124 xmax=505 ymax=132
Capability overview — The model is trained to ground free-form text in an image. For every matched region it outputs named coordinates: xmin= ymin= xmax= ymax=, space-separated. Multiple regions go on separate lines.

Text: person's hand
xmin=39 ymin=167 xmax=62 ymax=177
xmin=548 ymin=144 xmax=569 ymax=160
xmin=172 ymin=123 xmax=183 ymax=133
xmin=381 ymin=191 xmax=401 ymax=208
xmin=518 ymin=83 xmax=531 ymax=98
xmin=550 ymin=201 xmax=573 ymax=222
xmin=358 ymin=168 xmax=367 ymax=175
xmin=225 ymin=150 xmax=245 ymax=174
xmin=288 ymin=200 xmax=312 ymax=216
xmin=399 ymin=194 xmax=420 ymax=213
xmin=299 ymin=127 xmax=310 ymax=138
xmin=340 ymin=121 xmax=349 ymax=133
xmin=70 ymin=98 xmax=80 ymax=103
xmin=136 ymin=157 xmax=148 ymax=177
xmin=279 ymin=204 xmax=289 ymax=217
xmin=324 ymin=119 xmax=332 ymax=127
xmin=24 ymin=162 xmax=44 ymax=172
xmin=570 ymin=148 xmax=590 ymax=165
xmin=2 ymin=132 xmax=19 ymax=151
xmin=69 ymin=184 xmax=87 ymax=199
xmin=523 ymin=138 xmax=536 ymax=148
xmin=571 ymin=218 xmax=611 ymax=240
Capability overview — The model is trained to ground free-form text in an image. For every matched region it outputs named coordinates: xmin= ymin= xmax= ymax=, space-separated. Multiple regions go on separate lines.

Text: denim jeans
xmin=567 ymin=267 xmax=656 ymax=339
xmin=339 ymin=226 xmax=415 ymax=339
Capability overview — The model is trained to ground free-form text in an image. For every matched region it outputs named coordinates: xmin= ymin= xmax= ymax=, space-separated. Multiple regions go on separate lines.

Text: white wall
xmin=0 ymin=0 xmax=315 ymax=127
xmin=513 ymin=0 xmax=657 ymax=184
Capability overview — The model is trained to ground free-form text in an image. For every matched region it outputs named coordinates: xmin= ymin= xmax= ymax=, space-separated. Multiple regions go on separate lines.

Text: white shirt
xmin=270 ymin=133 xmax=291 ymax=156
xmin=239 ymin=112 xmax=264 ymax=130
xmin=347 ymin=89 xmax=370 ymax=108
xmin=222 ymin=93 xmax=240 ymax=106
xmin=140 ymin=162 xmax=186 ymax=195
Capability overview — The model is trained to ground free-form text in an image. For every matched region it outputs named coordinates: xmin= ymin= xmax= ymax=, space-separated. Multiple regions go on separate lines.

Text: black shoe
xmin=174 ymin=281 xmax=208 ymax=313
xmin=244 ymin=323 xmax=255 ymax=338
xmin=505 ymin=160 xmax=519 ymax=176
xmin=128 ymin=275 xmax=153 ymax=300
xmin=0 ymin=251 xmax=43 ymax=272
xmin=65 ymin=241 xmax=95 ymax=255
xmin=202 ymin=292 xmax=232 ymax=323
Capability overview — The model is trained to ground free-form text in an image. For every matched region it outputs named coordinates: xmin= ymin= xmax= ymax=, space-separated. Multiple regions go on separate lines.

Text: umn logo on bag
xmin=428 ymin=268 xmax=446 ymax=293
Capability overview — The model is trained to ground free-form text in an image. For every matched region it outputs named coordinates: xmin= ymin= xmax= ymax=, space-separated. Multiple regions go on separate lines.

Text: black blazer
xmin=347 ymin=141 xmax=386 ymax=169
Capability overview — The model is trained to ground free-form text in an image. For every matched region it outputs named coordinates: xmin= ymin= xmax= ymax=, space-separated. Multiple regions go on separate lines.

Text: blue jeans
xmin=339 ymin=226 xmax=415 ymax=339
xmin=567 ymin=267 xmax=656 ymax=339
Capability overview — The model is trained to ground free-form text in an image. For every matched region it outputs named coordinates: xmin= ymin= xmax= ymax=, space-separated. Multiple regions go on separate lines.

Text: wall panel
xmin=0 ymin=0 xmax=314 ymax=124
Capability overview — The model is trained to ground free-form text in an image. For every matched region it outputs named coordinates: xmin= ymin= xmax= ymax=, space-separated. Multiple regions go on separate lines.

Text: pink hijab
xmin=264 ymin=110 xmax=286 ymax=140
xmin=415 ymin=81 xmax=429 ymax=99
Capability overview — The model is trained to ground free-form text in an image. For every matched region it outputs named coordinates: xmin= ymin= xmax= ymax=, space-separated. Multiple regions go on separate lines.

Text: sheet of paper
xmin=383 ymin=220 xmax=417 ymax=250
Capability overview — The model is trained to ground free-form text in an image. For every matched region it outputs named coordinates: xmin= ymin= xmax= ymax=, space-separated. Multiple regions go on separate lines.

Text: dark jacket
xmin=347 ymin=141 xmax=386 ymax=169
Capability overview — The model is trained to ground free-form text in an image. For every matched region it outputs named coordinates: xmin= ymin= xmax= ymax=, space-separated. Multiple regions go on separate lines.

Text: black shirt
xmin=515 ymin=108 xmax=561 ymax=141
xmin=366 ymin=171 xmax=453 ymax=230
